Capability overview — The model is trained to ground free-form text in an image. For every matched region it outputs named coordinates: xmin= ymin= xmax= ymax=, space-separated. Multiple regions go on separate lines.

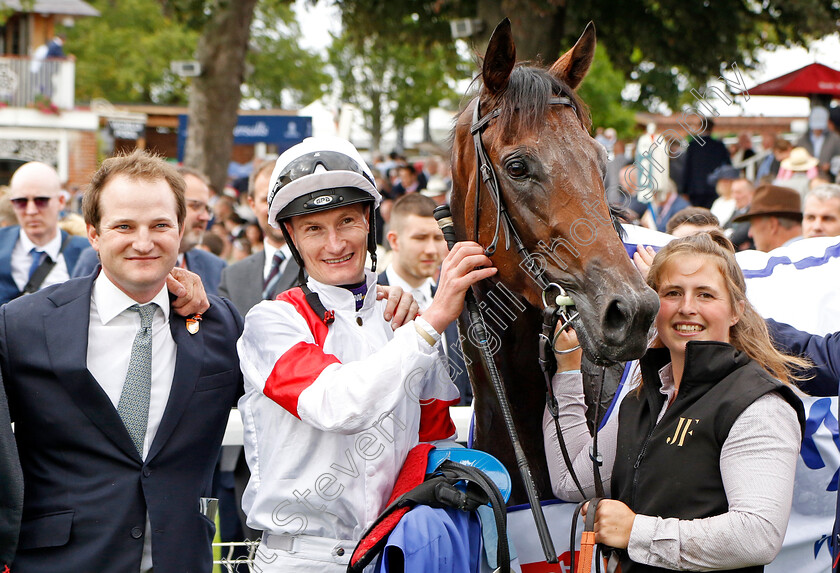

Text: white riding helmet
xmin=267 ymin=136 xmax=381 ymax=229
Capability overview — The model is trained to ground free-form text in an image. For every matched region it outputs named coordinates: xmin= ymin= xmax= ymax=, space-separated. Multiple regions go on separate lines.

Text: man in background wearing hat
xmin=237 ymin=136 xmax=494 ymax=571
xmin=707 ymin=163 xmax=741 ymax=225
xmin=796 ymin=107 xmax=840 ymax=180
xmin=775 ymin=146 xmax=820 ymax=196
xmin=732 ymin=184 xmax=803 ymax=252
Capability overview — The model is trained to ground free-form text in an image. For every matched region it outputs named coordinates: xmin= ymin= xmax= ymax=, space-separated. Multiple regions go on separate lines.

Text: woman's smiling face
xmin=655 ymin=254 xmax=741 ymax=360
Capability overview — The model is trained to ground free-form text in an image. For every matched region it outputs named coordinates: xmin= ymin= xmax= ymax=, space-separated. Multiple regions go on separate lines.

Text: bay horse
xmin=450 ymin=19 xmax=659 ymax=504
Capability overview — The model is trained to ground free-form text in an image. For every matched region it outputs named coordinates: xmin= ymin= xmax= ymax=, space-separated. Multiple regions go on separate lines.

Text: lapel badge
xmin=186 ymin=313 xmax=202 ymax=335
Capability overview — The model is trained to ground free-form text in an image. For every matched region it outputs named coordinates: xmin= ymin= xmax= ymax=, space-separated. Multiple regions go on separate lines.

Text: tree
xmin=328 ymin=30 xmax=469 ymax=152
xmin=244 ymin=2 xmax=330 ymax=108
xmin=65 ymin=0 xmax=198 ymax=104
xmin=333 ymin=0 xmax=840 ymax=111
xmin=576 ymin=45 xmax=636 ymax=139
xmin=175 ymin=0 xmax=259 ymax=193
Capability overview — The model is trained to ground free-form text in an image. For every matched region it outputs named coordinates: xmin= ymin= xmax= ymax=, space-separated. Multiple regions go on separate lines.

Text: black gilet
xmin=611 ymin=341 xmax=805 ymax=573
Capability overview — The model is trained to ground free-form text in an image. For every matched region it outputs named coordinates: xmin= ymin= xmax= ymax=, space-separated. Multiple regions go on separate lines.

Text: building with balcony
xmin=0 ymin=0 xmax=99 ymax=186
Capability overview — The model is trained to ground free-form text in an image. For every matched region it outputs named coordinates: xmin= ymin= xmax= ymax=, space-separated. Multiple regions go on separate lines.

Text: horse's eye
xmin=506 ymin=159 xmax=528 ymax=179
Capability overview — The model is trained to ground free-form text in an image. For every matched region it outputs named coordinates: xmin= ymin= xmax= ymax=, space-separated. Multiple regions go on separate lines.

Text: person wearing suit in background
xmin=377 ymin=193 xmax=472 ymax=405
xmin=219 ymin=159 xmax=300 ymax=315
xmin=0 ymin=370 xmax=23 ymax=572
xmin=0 ymin=162 xmax=90 ymax=305
xmin=74 ymin=166 xmax=227 ymax=295
xmin=1 ymin=150 xmax=243 ymax=573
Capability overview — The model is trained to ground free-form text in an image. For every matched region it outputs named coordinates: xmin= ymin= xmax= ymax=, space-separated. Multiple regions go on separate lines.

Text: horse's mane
xmin=457 ymin=62 xmax=592 ymax=138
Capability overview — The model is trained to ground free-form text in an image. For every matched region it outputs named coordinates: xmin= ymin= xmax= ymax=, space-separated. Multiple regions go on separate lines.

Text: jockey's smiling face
xmin=286 ymin=203 xmax=369 ymax=285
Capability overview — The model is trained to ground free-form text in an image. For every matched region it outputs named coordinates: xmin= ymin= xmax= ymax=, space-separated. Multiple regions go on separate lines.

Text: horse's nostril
xmin=603 ymin=298 xmax=627 ymax=336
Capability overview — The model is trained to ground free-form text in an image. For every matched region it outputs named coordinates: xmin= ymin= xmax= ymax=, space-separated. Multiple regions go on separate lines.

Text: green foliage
xmin=63 ymin=0 xmax=198 ymax=104
xmin=576 ymin=45 xmax=636 ymax=140
xmin=328 ymin=26 xmax=470 ymax=149
xmin=66 ymin=0 xmax=327 ymax=107
xmin=333 ymin=0 xmax=840 ymax=111
xmin=244 ymin=2 xmax=329 ymax=107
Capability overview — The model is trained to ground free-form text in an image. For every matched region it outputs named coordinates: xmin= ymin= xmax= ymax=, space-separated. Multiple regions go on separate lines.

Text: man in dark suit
xmin=377 ymin=193 xmax=472 ymax=405
xmin=74 ymin=167 xmax=227 ymax=295
xmin=0 ymin=371 xmax=22 ymax=572
xmin=681 ymin=118 xmax=731 ymax=209
xmin=0 ymin=161 xmax=90 ymax=305
xmin=219 ymin=159 xmax=300 ymax=314
xmin=1 ymin=150 xmax=243 ymax=573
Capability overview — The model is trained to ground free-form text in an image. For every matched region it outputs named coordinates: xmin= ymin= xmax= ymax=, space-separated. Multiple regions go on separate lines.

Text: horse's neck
xmin=462 ymin=283 xmax=552 ymax=502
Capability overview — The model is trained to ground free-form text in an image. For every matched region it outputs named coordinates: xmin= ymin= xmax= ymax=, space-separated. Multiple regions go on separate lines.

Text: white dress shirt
xmin=262 ymin=240 xmax=292 ymax=281
xmin=86 ymin=272 xmax=176 ymax=573
xmin=11 ymin=228 xmax=70 ymax=291
xmin=384 ymin=265 xmax=434 ymax=311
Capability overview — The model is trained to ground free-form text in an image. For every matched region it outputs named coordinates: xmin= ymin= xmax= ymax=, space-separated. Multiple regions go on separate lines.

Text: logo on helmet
xmin=311 ymin=195 xmax=334 ymax=206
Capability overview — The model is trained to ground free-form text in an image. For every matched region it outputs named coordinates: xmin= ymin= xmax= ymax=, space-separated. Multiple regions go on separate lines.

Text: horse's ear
xmin=549 ymin=21 xmax=596 ymax=90
xmin=482 ymin=18 xmax=516 ymax=95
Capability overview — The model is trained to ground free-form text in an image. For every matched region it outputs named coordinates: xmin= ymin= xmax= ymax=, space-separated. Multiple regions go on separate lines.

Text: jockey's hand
xmin=423 ymin=242 xmax=496 ymax=334
xmin=553 ymin=323 xmax=582 ymax=372
xmin=632 ymin=244 xmax=656 ymax=281
xmin=581 ymin=499 xmax=636 ymax=549
xmin=168 ymin=267 xmax=210 ymax=316
xmin=376 ymin=285 xmax=419 ymax=330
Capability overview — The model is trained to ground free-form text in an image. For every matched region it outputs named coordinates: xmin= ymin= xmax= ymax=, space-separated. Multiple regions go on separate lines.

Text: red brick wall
xmin=67 ymin=130 xmax=98 ymax=190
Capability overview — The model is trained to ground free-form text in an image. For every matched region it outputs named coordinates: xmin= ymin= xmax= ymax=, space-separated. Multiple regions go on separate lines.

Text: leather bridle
xmin=469 ymin=94 xmax=578 ymax=291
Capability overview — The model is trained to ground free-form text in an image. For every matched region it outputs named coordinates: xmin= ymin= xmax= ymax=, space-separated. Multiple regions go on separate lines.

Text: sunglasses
xmin=274 ymin=151 xmax=374 ymax=192
xmin=10 ymin=196 xmax=53 ymax=210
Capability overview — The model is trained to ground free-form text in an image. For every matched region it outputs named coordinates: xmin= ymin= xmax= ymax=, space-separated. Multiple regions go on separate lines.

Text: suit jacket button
xmin=142 ymin=467 xmax=151 ymax=477
xmin=356 ymin=317 xmax=363 ymax=326
xmin=131 ymin=526 xmax=143 ymax=539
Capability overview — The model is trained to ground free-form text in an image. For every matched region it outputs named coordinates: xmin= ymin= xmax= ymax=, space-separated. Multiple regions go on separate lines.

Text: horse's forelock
xmin=480 ymin=64 xmax=590 ymax=137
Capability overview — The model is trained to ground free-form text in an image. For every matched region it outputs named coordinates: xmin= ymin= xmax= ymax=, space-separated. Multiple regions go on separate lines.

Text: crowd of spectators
xmin=605 ymin=105 xmax=840 ymax=252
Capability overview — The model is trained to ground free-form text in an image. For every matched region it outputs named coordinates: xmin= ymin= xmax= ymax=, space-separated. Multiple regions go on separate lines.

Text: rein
xmin=468 ymin=93 xmax=607 ymax=568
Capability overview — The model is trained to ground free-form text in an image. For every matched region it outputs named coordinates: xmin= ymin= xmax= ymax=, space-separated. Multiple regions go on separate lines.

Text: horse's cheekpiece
xmin=186 ymin=313 xmax=202 ymax=335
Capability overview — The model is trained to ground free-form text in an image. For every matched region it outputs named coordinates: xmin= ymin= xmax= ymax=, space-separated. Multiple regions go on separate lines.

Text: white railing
xmin=0 ymin=56 xmax=75 ymax=110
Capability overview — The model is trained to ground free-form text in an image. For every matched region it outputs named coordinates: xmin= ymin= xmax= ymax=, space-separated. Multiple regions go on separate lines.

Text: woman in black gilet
xmin=544 ymin=231 xmax=808 ymax=572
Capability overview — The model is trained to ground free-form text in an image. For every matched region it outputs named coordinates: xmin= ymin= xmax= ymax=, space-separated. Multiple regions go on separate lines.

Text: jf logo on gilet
xmin=666 ymin=417 xmax=700 ymax=447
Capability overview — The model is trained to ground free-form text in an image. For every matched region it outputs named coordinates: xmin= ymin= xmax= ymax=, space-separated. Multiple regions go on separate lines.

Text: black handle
xmin=433 ymin=205 xmax=458 ymax=250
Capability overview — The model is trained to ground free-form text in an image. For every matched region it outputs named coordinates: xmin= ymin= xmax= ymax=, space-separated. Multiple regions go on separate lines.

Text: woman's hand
xmin=553 ymin=323 xmax=582 ymax=372
xmin=632 ymin=244 xmax=656 ymax=281
xmin=581 ymin=499 xmax=636 ymax=549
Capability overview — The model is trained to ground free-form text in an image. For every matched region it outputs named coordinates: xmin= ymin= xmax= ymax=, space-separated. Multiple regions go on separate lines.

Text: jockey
xmin=237 ymin=136 xmax=496 ymax=572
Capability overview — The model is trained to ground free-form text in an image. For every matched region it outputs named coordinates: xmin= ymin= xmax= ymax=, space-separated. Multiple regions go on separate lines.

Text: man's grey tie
xmin=262 ymin=251 xmax=286 ymax=300
xmin=118 ymin=303 xmax=157 ymax=456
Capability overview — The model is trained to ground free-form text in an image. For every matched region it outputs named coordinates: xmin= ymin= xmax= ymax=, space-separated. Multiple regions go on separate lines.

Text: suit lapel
xmin=146 ymin=308 xmax=204 ymax=461
xmin=45 ymin=274 xmax=142 ymax=462
xmin=247 ymin=251 xmax=265 ymax=304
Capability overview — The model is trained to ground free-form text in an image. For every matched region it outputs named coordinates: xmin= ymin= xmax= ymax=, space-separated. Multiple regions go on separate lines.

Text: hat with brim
xmin=420 ymin=176 xmax=450 ymax=198
xmin=732 ymin=184 xmax=802 ymax=223
xmin=780 ymin=147 xmax=819 ymax=172
xmin=706 ymin=164 xmax=740 ymax=186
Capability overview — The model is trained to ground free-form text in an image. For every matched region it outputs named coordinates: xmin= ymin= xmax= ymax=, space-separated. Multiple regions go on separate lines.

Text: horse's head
xmin=451 ymin=19 xmax=658 ymax=363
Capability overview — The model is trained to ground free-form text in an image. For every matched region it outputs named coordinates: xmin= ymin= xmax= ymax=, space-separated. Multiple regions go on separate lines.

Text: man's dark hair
xmin=665 ymin=206 xmax=720 ymax=234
